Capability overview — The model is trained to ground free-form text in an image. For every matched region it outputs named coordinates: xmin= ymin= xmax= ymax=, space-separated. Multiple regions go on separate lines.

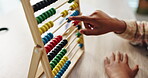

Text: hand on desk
xmin=104 ymin=52 xmax=139 ymax=78
xmin=69 ymin=10 xmax=126 ymax=35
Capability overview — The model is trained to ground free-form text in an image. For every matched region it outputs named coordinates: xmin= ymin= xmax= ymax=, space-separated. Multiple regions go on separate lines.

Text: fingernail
xmin=80 ymin=30 xmax=84 ymax=34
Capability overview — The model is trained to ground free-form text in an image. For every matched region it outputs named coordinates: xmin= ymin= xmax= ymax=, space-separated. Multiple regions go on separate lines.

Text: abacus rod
xmin=69 ymin=46 xmax=80 ymax=60
xmin=55 ymin=1 xmax=68 ymax=9
xmin=62 ymin=23 xmax=74 ymax=36
xmin=52 ymin=15 xmax=62 ymax=22
xmin=52 ymin=21 xmax=67 ymax=34
xmin=66 ymin=42 xmax=78 ymax=56
xmin=66 ymin=28 xmax=77 ymax=39
xmin=65 ymin=36 xmax=77 ymax=49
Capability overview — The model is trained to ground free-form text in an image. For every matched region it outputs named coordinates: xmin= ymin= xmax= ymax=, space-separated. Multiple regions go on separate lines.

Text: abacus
xmin=21 ymin=0 xmax=84 ymax=78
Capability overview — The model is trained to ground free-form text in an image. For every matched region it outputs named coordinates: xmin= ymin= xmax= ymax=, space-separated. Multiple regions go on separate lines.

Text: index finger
xmin=69 ymin=16 xmax=92 ymax=22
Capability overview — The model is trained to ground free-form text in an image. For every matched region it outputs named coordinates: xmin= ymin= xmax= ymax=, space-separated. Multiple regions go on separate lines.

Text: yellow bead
xmin=43 ymin=26 xmax=48 ymax=31
xmin=60 ymin=60 xmax=65 ymax=65
xmin=59 ymin=62 xmax=64 ymax=67
xmin=58 ymin=63 xmax=63 ymax=68
xmin=49 ymin=21 xmax=54 ymax=27
xmin=56 ymin=64 xmax=62 ymax=70
xmin=40 ymin=27 xmax=46 ymax=33
xmin=61 ymin=10 xmax=68 ymax=17
xmin=54 ymin=67 xmax=60 ymax=73
xmin=44 ymin=24 xmax=50 ymax=30
xmin=39 ymin=28 xmax=43 ymax=34
xmin=52 ymin=70 xmax=57 ymax=76
xmin=77 ymin=38 xmax=83 ymax=43
xmin=63 ymin=56 xmax=68 ymax=60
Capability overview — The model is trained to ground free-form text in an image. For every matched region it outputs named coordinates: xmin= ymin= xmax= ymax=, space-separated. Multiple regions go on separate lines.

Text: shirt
xmin=117 ymin=20 xmax=148 ymax=48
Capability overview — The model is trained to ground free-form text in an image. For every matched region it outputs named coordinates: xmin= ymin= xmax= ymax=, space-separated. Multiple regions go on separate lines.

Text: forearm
xmin=115 ymin=20 xmax=148 ymax=45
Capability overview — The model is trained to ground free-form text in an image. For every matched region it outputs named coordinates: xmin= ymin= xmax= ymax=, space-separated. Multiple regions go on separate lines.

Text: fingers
xmin=80 ymin=29 xmax=98 ymax=35
xmin=123 ymin=53 xmax=128 ymax=64
xmin=116 ymin=52 xmax=121 ymax=63
xmin=69 ymin=16 xmax=92 ymax=22
xmin=110 ymin=52 xmax=115 ymax=62
xmin=84 ymin=23 xmax=92 ymax=29
xmin=132 ymin=65 xmax=139 ymax=77
xmin=104 ymin=57 xmax=110 ymax=65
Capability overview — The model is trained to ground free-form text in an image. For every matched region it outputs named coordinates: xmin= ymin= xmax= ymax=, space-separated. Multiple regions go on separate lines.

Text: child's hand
xmin=69 ymin=10 xmax=126 ymax=35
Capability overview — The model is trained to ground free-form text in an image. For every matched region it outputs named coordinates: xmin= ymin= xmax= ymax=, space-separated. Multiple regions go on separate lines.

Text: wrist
xmin=113 ymin=19 xmax=126 ymax=34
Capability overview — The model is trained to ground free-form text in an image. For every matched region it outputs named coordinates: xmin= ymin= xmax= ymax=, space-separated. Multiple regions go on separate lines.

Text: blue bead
xmin=45 ymin=35 xmax=51 ymax=41
xmin=48 ymin=33 xmax=53 ymax=39
xmin=60 ymin=69 xmax=65 ymax=73
xmin=62 ymin=66 xmax=67 ymax=71
xmin=58 ymin=71 xmax=63 ymax=76
xmin=42 ymin=38 xmax=46 ymax=45
xmin=79 ymin=44 xmax=83 ymax=48
xmin=66 ymin=18 xmax=71 ymax=23
xmin=54 ymin=76 xmax=59 ymax=78
xmin=66 ymin=60 xmax=71 ymax=65
xmin=56 ymin=73 xmax=61 ymax=78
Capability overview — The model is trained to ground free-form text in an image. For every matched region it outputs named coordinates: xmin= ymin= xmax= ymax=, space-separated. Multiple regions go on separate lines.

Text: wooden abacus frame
xmin=21 ymin=0 xmax=84 ymax=78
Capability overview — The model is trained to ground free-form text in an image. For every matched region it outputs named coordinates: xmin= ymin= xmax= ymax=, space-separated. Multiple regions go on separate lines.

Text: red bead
xmin=48 ymin=44 xmax=54 ymax=48
xmin=57 ymin=35 xmax=62 ymax=40
xmin=52 ymin=39 xmax=58 ymax=44
xmin=73 ymin=21 xmax=80 ymax=26
xmin=50 ymin=41 xmax=56 ymax=46
xmin=45 ymin=46 xmax=52 ymax=54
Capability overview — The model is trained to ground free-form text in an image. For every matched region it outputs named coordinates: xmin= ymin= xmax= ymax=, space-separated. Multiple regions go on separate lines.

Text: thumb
xmin=80 ymin=29 xmax=98 ymax=35
xmin=132 ymin=65 xmax=139 ymax=77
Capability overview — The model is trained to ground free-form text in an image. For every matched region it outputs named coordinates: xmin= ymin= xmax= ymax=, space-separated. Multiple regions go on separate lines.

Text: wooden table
xmin=0 ymin=0 xmax=147 ymax=78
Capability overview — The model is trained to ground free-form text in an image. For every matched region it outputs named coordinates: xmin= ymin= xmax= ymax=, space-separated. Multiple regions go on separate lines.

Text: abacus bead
xmin=56 ymin=55 xmax=62 ymax=59
xmin=50 ymin=62 xmax=55 ymax=69
xmin=56 ymin=74 xmax=61 ymax=78
xmin=76 ymin=32 xmax=81 ymax=37
xmin=42 ymin=38 xmax=47 ymax=44
xmin=56 ymin=55 xmax=61 ymax=60
xmin=58 ymin=53 xmax=64 ymax=57
xmin=58 ymin=71 xmax=63 ymax=76
xmin=76 ymin=25 xmax=81 ymax=30
xmin=47 ymin=10 xmax=52 ymax=17
xmin=49 ymin=21 xmax=54 ymax=27
xmin=48 ymin=43 xmax=54 ymax=49
xmin=58 ymin=62 xmax=63 ymax=68
xmin=52 ymin=71 xmax=56 ymax=76
xmin=48 ymin=33 xmax=53 ymax=38
xmin=54 ymin=57 xmax=60 ymax=62
xmin=39 ymin=28 xmax=43 ymax=34
xmin=53 ymin=39 xmax=58 ymax=44
xmin=56 ymin=45 xmax=62 ymax=50
xmin=51 ymin=8 xmax=56 ymax=14
xmin=60 ymin=69 xmax=65 ymax=74
xmin=55 ymin=67 xmax=60 ymax=72
xmin=44 ymin=24 xmax=50 ymax=30
xmin=54 ymin=48 xmax=60 ymax=53
xmin=60 ymin=51 xmax=66 ymax=55
xmin=45 ymin=35 xmax=51 ymax=41
xmin=45 ymin=46 xmax=51 ymax=53
xmin=60 ymin=60 xmax=65 ymax=65
xmin=73 ymin=21 xmax=80 ymax=26
xmin=79 ymin=44 xmax=84 ymax=48
xmin=56 ymin=64 xmax=62 ymax=70
xmin=52 ymin=60 xmax=58 ymax=66
xmin=57 ymin=35 xmax=62 ymax=40
xmin=62 ymin=48 xmax=67 ymax=53
xmin=41 ymin=14 xmax=46 ymax=20
xmin=66 ymin=60 xmax=71 ymax=65
xmin=63 ymin=39 xmax=68 ymax=45
xmin=55 ymin=37 xmax=60 ymax=42
xmin=62 ymin=66 xmax=67 ymax=71
xmin=36 ymin=17 xmax=41 ymax=24
xmin=50 ymin=41 xmax=56 ymax=47
xmin=63 ymin=56 xmax=68 ymax=61
xmin=59 ymin=43 xmax=64 ymax=48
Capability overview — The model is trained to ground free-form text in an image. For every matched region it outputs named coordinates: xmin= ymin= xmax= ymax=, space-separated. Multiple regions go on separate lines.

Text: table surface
xmin=0 ymin=0 xmax=148 ymax=78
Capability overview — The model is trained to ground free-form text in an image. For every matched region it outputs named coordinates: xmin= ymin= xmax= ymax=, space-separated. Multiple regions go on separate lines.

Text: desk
xmin=0 ymin=0 xmax=147 ymax=78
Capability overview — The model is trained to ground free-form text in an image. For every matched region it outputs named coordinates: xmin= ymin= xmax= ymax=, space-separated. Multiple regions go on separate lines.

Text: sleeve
xmin=116 ymin=20 xmax=148 ymax=46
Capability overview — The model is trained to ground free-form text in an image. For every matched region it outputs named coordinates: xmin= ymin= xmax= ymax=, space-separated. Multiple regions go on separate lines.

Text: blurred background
xmin=0 ymin=0 xmax=148 ymax=21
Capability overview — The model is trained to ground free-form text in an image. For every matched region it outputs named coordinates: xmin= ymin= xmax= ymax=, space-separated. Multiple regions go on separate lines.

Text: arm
xmin=69 ymin=10 xmax=148 ymax=46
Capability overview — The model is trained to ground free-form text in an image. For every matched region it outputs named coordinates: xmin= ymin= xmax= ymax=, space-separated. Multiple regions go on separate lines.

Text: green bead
xmin=50 ymin=62 xmax=55 ymax=69
xmin=62 ymin=48 xmax=67 ymax=53
xmin=49 ymin=9 xmax=54 ymax=15
xmin=56 ymin=55 xmax=62 ymax=59
xmin=51 ymin=60 xmax=58 ymax=67
xmin=38 ymin=16 xmax=43 ymax=22
xmin=58 ymin=53 xmax=64 ymax=57
xmin=51 ymin=8 xmax=56 ymax=14
xmin=41 ymin=14 xmax=46 ymax=20
xmin=54 ymin=57 xmax=60 ymax=63
xmin=61 ymin=51 xmax=66 ymax=55
xmin=68 ymin=0 xmax=74 ymax=3
xmin=42 ymin=13 xmax=48 ymax=19
xmin=36 ymin=17 xmax=40 ymax=24
xmin=76 ymin=32 xmax=81 ymax=37
xmin=47 ymin=10 xmax=52 ymax=17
